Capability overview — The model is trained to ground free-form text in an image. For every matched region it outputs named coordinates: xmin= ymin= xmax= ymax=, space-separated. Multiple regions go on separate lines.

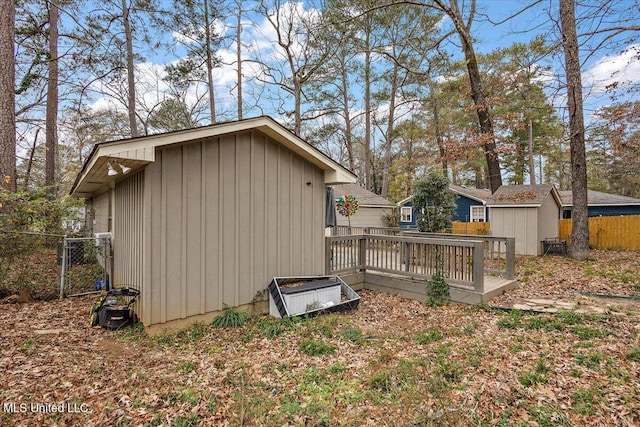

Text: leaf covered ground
xmin=1 ymin=250 xmax=639 ymax=426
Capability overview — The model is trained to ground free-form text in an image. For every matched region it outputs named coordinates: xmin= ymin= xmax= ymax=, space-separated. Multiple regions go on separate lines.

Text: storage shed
xmin=486 ymin=184 xmax=562 ymax=256
xmin=331 ymin=183 xmax=395 ymax=228
xmin=70 ymin=116 xmax=357 ymax=331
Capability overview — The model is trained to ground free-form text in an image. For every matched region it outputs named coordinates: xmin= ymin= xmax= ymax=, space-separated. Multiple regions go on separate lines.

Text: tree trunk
xmin=0 ymin=0 xmax=16 ymax=192
xmin=236 ymin=2 xmax=243 ymax=120
xmin=560 ymin=0 xmax=589 ymax=260
xmin=46 ymin=0 xmax=59 ymax=194
xmin=445 ymin=0 xmax=502 ymax=193
xmin=381 ymin=62 xmax=399 ymax=199
xmin=528 ymin=116 xmax=536 ymax=184
xmin=341 ymin=60 xmax=355 ymax=171
xmin=364 ymin=31 xmax=372 ymax=190
xmin=204 ymin=0 xmax=216 ymax=123
xmin=122 ymin=0 xmax=138 ymax=137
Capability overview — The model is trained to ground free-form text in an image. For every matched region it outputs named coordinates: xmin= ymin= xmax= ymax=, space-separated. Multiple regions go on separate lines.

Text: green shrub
xmin=426 ymin=270 xmax=450 ymax=307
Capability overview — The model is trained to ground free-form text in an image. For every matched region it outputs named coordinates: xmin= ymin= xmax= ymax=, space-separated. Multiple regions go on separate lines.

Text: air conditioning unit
xmin=94 ymin=232 xmax=111 ymax=246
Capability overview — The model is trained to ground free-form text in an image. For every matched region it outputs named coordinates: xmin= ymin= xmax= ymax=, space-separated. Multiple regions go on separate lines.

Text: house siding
xmin=453 ymin=195 xmax=488 ymax=222
xmin=113 ymin=171 xmax=145 ymax=298
xmin=537 ymin=194 xmax=560 ymax=251
xmin=143 ymin=130 xmax=325 ymax=326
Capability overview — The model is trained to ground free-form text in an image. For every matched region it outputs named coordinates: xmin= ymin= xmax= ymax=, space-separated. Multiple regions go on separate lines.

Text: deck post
xmin=325 ymin=237 xmax=332 ymax=274
xmin=358 ymin=236 xmax=367 ymax=271
xmin=472 ymin=241 xmax=485 ymax=293
xmin=505 ymin=237 xmax=515 ymax=279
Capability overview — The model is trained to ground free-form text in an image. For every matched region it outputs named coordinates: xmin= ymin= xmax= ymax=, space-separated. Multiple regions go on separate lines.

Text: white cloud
xmin=583 ymin=44 xmax=640 ymax=93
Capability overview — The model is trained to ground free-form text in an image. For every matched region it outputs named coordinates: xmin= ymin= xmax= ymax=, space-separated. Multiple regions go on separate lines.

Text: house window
xmin=400 ymin=206 xmax=413 ymax=222
xmin=470 ymin=205 xmax=486 ymax=222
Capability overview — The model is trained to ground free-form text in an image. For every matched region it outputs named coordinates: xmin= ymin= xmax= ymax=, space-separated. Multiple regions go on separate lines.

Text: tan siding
xmin=537 ymin=195 xmax=560 ymax=247
xmin=113 ymin=171 xmax=144 ymax=296
xmin=145 ymin=130 xmax=325 ymax=325
xmin=335 ymin=207 xmax=393 ymax=228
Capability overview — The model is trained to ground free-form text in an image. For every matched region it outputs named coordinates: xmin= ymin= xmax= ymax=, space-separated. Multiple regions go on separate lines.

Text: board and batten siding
xmin=335 ymin=207 xmax=393 ymax=228
xmin=142 ymin=130 xmax=325 ymax=326
xmin=490 ymin=207 xmax=539 ymax=256
xmin=113 ymin=171 xmax=145 ymax=292
xmin=91 ymin=191 xmax=111 ymax=234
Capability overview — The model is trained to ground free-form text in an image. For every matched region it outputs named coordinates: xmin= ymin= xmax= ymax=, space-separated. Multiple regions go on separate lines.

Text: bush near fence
xmin=559 ymin=215 xmax=640 ymax=251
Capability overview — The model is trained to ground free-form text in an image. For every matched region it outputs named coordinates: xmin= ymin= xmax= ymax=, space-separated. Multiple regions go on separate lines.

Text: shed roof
xmin=486 ymin=184 xmax=562 ymax=208
xmin=558 ymin=190 xmax=640 ymax=207
xmin=331 ymin=183 xmax=395 ymax=207
xmin=70 ymin=116 xmax=357 ymax=198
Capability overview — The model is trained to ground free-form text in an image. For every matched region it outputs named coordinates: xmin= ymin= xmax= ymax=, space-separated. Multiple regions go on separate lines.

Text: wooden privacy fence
xmin=559 ymin=215 xmax=640 ymax=250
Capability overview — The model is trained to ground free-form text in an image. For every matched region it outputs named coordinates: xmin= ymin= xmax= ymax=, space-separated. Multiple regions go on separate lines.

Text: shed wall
xmin=537 ymin=195 xmax=560 ymax=249
xmin=490 ymin=207 xmax=539 ymax=255
xmin=335 ymin=206 xmax=393 ymax=228
xmin=113 ymin=171 xmax=145 ymax=290
xmin=142 ymin=130 xmax=326 ymax=326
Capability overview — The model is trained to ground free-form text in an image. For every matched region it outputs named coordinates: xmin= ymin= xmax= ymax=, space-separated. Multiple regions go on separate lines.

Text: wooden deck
xmin=326 ymin=233 xmax=519 ymax=305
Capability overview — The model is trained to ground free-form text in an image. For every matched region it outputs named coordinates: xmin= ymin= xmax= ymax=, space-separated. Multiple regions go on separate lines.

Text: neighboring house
xmin=331 ymin=183 xmax=396 ymax=228
xmin=397 ymin=185 xmax=490 ymax=228
xmin=558 ymin=190 xmax=640 ymax=218
xmin=71 ymin=116 xmax=357 ymax=331
xmin=486 ymin=184 xmax=562 ymax=256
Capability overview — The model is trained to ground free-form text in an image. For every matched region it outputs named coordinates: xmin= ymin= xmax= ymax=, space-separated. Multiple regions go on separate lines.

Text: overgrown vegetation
xmin=0 ymin=188 xmax=84 ymax=299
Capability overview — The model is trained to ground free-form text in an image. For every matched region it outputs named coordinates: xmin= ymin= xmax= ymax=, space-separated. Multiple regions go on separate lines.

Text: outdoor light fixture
xmin=118 ymin=162 xmax=131 ymax=174
xmin=107 ymin=162 xmax=118 ymax=176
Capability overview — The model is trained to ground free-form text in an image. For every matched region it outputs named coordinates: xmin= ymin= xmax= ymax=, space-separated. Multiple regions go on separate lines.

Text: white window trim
xmin=400 ymin=206 xmax=413 ymax=223
xmin=470 ymin=205 xmax=486 ymax=222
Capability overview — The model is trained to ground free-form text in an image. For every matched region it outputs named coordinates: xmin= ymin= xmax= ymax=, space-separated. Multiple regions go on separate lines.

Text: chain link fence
xmin=0 ymin=231 xmax=111 ymax=301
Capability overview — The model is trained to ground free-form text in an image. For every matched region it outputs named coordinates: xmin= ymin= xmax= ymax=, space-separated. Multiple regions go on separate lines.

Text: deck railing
xmin=331 ymin=226 xmax=402 ymax=236
xmin=401 ymin=231 xmax=515 ymax=280
xmin=326 ymin=234 xmax=486 ymax=292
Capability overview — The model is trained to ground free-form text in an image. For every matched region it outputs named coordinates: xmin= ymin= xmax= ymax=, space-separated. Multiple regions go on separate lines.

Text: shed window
xmin=400 ymin=207 xmax=413 ymax=222
xmin=470 ymin=206 xmax=486 ymax=222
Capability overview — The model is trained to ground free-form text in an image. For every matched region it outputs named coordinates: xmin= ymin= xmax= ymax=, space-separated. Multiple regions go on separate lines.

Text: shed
xmin=70 ymin=116 xmax=357 ymax=331
xmin=486 ymin=184 xmax=562 ymax=256
xmin=331 ymin=183 xmax=395 ymax=228
xmin=558 ymin=190 xmax=640 ymax=218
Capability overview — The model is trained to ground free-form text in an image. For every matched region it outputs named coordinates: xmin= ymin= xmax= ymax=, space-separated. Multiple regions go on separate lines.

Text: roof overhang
xmin=71 ymin=116 xmax=357 ymax=198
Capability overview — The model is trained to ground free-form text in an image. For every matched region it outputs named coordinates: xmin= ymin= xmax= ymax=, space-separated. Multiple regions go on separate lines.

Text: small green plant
xmin=572 ymin=325 xmax=607 ymax=340
xmin=627 ymin=347 xmax=640 ymax=361
xmin=519 ymin=372 xmax=547 ymax=387
xmin=180 ymin=361 xmax=196 ymax=373
xmin=369 ymin=369 xmax=393 ymax=393
xmin=416 ymin=329 xmax=444 ymax=345
xmin=340 ymin=327 xmax=365 ymax=344
xmin=426 ymin=269 xmax=450 ymax=307
xmin=497 ymin=310 xmax=523 ymax=329
xmin=212 ymin=307 xmax=249 ymax=328
xmin=572 ymin=388 xmax=600 ymax=416
xmin=298 ymin=338 xmax=336 ymax=356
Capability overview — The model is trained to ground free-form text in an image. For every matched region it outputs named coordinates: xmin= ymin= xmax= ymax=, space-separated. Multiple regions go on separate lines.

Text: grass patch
xmin=572 ymin=325 xmax=607 ymax=340
xmin=572 ymin=387 xmax=601 ymax=416
xmin=497 ymin=310 xmax=523 ymax=329
xmin=575 ymin=352 xmax=604 ymax=370
xmin=298 ymin=338 xmax=336 ymax=356
xmin=627 ymin=347 xmax=640 ymax=361
xmin=339 ymin=326 xmax=366 ymax=344
xmin=416 ymin=329 xmax=444 ymax=345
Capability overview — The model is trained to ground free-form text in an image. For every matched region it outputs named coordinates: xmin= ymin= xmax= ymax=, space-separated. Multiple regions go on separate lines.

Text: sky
xmin=82 ymin=0 xmax=640 ymax=130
